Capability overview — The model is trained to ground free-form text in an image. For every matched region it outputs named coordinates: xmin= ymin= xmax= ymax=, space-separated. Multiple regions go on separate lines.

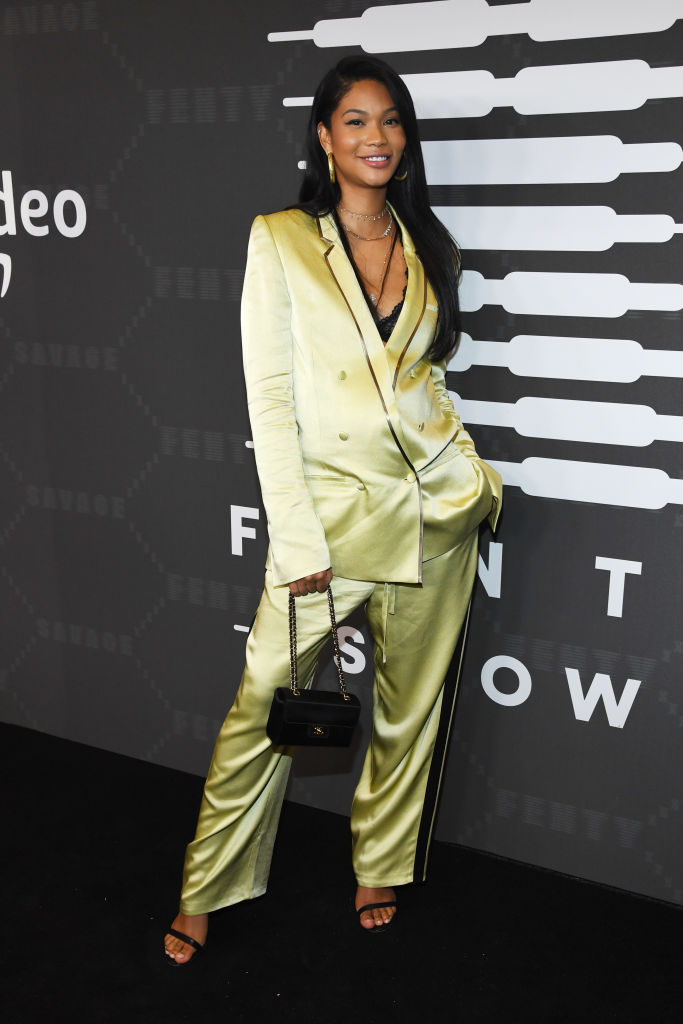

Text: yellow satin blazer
xmin=241 ymin=205 xmax=502 ymax=587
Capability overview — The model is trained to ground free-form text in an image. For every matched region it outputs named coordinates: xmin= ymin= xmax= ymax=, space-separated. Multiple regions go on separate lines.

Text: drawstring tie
xmin=381 ymin=583 xmax=396 ymax=664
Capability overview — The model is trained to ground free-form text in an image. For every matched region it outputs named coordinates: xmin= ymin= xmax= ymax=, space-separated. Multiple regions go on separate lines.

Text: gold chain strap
xmin=326 ymin=586 xmax=351 ymax=701
xmin=288 ymin=590 xmax=299 ymax=695
xmin=288 ymin=587 xmax=350 ymax=701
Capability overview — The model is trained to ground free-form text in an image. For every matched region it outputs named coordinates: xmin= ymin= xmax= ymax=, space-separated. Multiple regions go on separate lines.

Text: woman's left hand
xmin=288 ymin=568 xmax=333 ymax=597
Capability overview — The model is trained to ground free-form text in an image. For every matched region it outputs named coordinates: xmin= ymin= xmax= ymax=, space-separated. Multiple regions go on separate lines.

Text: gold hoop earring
xmin=394 ymin=158 xmax=407 ymax=182
xmin=327 ymin=152 xmax=336 ymax=184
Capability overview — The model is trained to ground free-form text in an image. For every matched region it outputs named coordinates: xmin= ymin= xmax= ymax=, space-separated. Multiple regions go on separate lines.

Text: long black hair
xmin=295 ymin=55 xmax=461 ymax=363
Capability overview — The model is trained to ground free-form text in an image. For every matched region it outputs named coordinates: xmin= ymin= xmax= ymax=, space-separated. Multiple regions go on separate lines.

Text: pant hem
xmin=179 ymin=883 xmax=267 ymax=916
xmin=353 ymin=874 xmax=413 ymax=888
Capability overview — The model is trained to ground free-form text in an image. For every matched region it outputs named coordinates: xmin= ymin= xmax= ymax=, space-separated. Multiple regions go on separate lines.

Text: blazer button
xmin=339 ymin=431 xmax=349 ymax=441
xmin=338 ymin=370 xmax=347 ymax=381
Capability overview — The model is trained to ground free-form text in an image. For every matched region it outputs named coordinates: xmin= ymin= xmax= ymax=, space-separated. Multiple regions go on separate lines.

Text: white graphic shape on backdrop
xmin=449 ymin=335 xmax=683 ymax=383
xmin=405 ymin=62 xmax=683 ymax=117
xmin=269 ymin=1 xmax=683 ymax=50
xmin=564 ymin=669 xmax=642 ymax=728
xmin=0 ymin=254 xmax=10 ymax=298
xmin=478 ymin=541 xmax=503 ymax=599
xmin=481 ymin=655 xmax=532 ymax=707
xmin=283 ymin=62 xmax=683 ymax=117
xmin=422 ymin=136 xmax=683 ymax=184
xmin=460 ymin=271 xmax=683 ymax=317
xmin=594 ymin=556 xmax=643 ymax=617
xmin=230 ymin=505 xmax=260 ymax=556
xmin=449 ymin=393 xmax=683 ymax=446
xmin=487 ymin=459 xmax=683 ymax=509
xmin=337 ymin=626 xmax=367 ymax=674
xmin=436 ymin=206 xmax=682 ymax=251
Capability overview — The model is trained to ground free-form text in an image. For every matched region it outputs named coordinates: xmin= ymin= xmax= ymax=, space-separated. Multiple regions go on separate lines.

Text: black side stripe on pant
xmin=412 ymin=599 xmax=472 ymax=882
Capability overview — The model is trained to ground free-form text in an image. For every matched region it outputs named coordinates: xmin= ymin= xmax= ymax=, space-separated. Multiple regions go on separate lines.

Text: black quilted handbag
xmin=266 ymin=587 xmax=361 ymax=747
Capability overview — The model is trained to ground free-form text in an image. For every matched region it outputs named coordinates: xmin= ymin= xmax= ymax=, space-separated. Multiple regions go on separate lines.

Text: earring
xmin=327 ymin=152 xmax=336 ymax=184
xmin=394 ymin=158 xmax=407 ymax=182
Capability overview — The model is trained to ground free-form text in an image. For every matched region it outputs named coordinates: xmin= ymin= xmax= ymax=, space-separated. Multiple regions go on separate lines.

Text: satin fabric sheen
xmin=179 ymin=205 xmax=503 ymax=914
xmin=181 ymin=537 xmax=479 ymax=913
xmin=241 ymin=205 xmax=502 ymax=587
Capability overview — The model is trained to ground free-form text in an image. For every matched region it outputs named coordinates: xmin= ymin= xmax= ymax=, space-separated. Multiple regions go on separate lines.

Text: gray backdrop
xmin=1 ymin=0 xmax=681 ymax=906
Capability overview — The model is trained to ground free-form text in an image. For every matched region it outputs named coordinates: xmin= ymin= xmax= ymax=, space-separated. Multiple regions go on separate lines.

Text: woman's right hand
xmin=288 ymin=568 xmax=333 ymax=597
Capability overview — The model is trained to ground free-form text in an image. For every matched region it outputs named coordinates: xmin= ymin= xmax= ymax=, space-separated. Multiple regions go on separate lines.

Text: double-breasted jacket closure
xmin=241 ymin=205 xmax=502 ymax=587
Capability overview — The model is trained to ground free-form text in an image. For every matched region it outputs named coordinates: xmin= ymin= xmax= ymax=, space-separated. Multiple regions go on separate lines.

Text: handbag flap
xmin=272 ymin=687 xmax=361 ymax=727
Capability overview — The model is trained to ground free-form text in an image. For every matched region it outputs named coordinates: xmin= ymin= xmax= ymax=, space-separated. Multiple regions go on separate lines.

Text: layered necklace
xmin=337 ymin=203 xmax=397 ymax=309
xmin=337 ymin=203 xmax=392 ymax=241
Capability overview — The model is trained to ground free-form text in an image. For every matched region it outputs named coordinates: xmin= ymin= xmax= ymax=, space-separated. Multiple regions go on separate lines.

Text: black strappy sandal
xmin=164 ymin=926 xmax=206 ymax=966
xmin=356 ymin=900 xmax=397 ymax=934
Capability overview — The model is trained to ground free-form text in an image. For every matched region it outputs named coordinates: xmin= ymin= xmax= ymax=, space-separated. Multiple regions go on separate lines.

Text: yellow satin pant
xmin=179 ymin=531 xmax=479 ymax=915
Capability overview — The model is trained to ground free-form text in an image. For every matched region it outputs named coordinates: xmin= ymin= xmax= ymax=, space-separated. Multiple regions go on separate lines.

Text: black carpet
xmin=2 ymin=723 xmax=681 ymax=1023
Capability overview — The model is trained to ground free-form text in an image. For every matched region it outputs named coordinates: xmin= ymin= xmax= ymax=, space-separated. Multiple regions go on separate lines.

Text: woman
xmin=164 ymin=55 xmax=501 ymax=965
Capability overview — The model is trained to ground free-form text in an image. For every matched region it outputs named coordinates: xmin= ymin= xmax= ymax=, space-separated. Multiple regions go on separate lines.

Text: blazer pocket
xmin=304 ymin=473 xmax=357 ymax=486
xmin=418 ymin=440 xmax=473 ymax=478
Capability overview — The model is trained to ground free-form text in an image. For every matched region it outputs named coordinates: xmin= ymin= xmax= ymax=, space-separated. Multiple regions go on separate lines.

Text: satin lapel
xmin=317 ymin=212 xmax=398 ymax=417
xmin=384 ymin=205 xmax=428 ymax=389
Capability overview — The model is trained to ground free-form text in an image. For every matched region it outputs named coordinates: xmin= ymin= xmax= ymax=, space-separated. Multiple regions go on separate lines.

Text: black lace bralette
xmin=374 ymin=269 xmax=409 ymax=343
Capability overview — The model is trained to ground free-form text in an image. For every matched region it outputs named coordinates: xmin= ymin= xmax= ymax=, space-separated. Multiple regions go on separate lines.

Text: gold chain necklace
xmin=339 ymin=210 xmax=393 ymax=242
xmin=338 ymin=203 xmax=388 ymax=222
xmin=362 ymin=225 xmax=398 ymax=309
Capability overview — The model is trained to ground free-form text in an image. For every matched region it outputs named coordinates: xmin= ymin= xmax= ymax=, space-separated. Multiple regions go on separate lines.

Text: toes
xmin=164 ymin=941 xmax=190 ymax=962
xmin=359 ymin=907 xmax=396 ymax=929
xmin=164 ymin=934 xmax=191 ymax=961
xmin=164 ymin=912 xmax=208 ymax=962
xmin=355 ymin=888 xmax=397 ymax=931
